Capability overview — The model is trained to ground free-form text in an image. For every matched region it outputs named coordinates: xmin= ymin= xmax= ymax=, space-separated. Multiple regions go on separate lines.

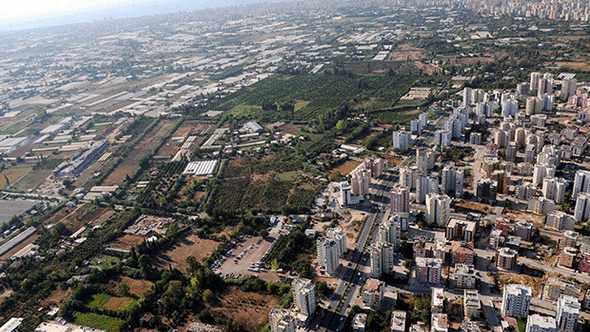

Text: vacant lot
xmin=103 ymin=119 xmax=175 ymax=186
xmin=13 ymin=168 xmax=52 ymax=192
xmin=208 ymin=286 xmax=279 ymax=332
xmin=46 ymin=204 xmax=114 ymax=234
xmin=389 ymin=44 xmax=423 ymax=61
xmin=333 ymin=160 xmax=361 ymax=175
xmin=154 ymin=233 xmax=219 ymax=271
xmin=109 ymin=234 xmax=145 ymax=251
xmin=0 ymin=167 xmax=32 ymax=189
xmin=42 ymin=289 xmax=72 ymax=307
xmin=108 ymin=276 xmax=154 ymax=297
xmin=104 ymin=296 xmax=135 ymax=311
xmin=555 ymin=61 xmax=590 ymax=71
xmin=209 ymin=154 xmax=321 ymax=212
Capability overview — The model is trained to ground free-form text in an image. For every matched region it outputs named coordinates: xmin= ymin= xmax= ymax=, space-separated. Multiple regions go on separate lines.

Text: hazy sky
xmin=0 ymin=0 xmax=143 ymax=21
xmin=0 ymin=0 xmax=283 ymax=32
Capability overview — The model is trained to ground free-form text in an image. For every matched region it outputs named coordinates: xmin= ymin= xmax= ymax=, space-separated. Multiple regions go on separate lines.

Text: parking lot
xmin=213 ymin=217 xmax=292 ymax=282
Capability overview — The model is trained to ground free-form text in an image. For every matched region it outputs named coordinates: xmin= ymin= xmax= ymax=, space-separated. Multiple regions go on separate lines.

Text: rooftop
xmin=365 ymin=278 xmax=384 ymax=293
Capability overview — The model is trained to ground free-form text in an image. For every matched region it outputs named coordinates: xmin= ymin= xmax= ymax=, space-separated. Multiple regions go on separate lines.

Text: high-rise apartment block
xmin=574 ymin=192 xmax=590 ymax=222
xmin=526 ymin=314 xmax=557 ymax=332
xmin=369 ymin=242 xmax=395 ymax=278
xmin=546 ymin=211 xmax=575 ymax=231
xmin=426 ymin=194 xmax=451 ymax=226
xmin=416 ymin=175 xmax=438 ymax=204
xmin=556 ymin=295 xmax=580 ymax=332
xmin=454 ymin=264 xmax=476 ymax=289
xmin=502 ymin=284 xmax=532 ymax=318
xmin=317 ymin=227 xmax=346 ymax=275
xmin=351 ymin=169 xmax=371 ymax=197
xmin=269 ymin=309 xmax=296 ymax=332
xmin=573 ymin=170 xmax=590 ymax=199
xmin=392 ymin=131 xmax=411 ymax=152
xmin=389 ymin=187 xmax=409 ymax=214
xmin=293 ymin=278 xmax=317 ymax=316
xmin=415 ymin=257 xmax=442 ymax=284
xmin=441 ymin=163 xmax=464 ymax=198
xmin=416 ymin=147 xmax=435 ymax=172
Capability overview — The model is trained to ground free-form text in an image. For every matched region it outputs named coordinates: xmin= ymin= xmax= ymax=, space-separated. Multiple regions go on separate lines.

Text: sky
xmin=0 ymin=0 xmax=283 ymax=32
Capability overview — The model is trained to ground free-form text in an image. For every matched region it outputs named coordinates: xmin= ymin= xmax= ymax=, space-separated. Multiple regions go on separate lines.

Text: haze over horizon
xmin=0 ymin=0 xmax=290 ymax=32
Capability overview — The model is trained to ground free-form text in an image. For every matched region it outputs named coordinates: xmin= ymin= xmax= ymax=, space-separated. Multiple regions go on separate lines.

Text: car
xmin=340 ymin=317 xmax=345 ymax=321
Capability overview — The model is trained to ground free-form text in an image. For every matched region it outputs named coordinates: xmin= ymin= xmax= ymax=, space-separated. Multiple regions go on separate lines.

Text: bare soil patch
xmin=333 ymin=160 xmax=361 ymax=175
xmin=103 ymin=120 xmax=175 ymax=186
xmin=42 ymin=289 xmax=72 ymax=307
xmin=154 ymin=234 xmax=220 ymax=271
xmin=104 ymin=296 xmax=133 ymax=311
xmin=110 ymin=234 xmax=145 ymax=251
xmin=116 ymin=276 xmax=154 ymax=297
xmin=279 ymin=123 xmax=306 ymax=134
xmin=555 ymin=61 xmax=590 ymax=71
xmin=208 ymin=286 xmax=279 ymax=331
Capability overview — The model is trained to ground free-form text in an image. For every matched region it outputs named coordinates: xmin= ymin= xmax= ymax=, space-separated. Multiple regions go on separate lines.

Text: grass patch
xmin=89 ymin=254 xmax=122 ymax=269
xmin=0 ymin=122 xmax=27 ymax=135
xmin=87 ymin=293 xmax=112 ymax=310
xmin=0 ymin=167 xmax=32 ymax=189
xmin=73 ymin=312 xmax=125 ymax=331
xmin=517 ymin=318 xmax=526 ymax=332
xmin=210 ymin=73 xmax=418 ymax=122
xmin=275 ymin=171 xmax=299 ymax=181
xmin=13 ymin=169 xmax=52 ymax=191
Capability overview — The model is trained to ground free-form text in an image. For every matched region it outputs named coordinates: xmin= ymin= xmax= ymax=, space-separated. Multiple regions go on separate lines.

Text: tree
xmin=271 ymin=259 xmax=280 ymax=273
xmin=403 ymin=259 xmax=412 ymax=269
xmin=315 ymin=280 xmax=328 ymax=298
xmin=202 ymin=289 xmax=215 ymax=303
xmin=119 ymin=283 xmax=130 ymax=296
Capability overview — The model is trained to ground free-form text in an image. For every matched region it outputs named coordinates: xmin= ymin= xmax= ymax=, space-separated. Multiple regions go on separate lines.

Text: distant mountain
xmin=0 ymin=0 xmax=290 ymax=32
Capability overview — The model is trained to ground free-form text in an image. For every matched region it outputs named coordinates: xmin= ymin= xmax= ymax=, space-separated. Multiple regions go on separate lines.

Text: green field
xmin=13 ymin=168 xmax=52 ymax=191
xmin=89 ymin=254 xmax=122 ymax=269
xmin=0 ymin=122 xmax=27 ymax=135
xmin=207 ymin=73 xmax=417 ymax=122
xmin=0 ymin=167 xmax=32 ymax=189
xmin=87 ymin=293 xmax=112 ymax=310
xmin=73 ymin=312 xmax=125 ymax=331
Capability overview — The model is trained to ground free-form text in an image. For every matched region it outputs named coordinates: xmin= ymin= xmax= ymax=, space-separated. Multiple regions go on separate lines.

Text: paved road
xmin=518 ymin=256 xmax=590 ymax=284
xmin=315 ymin=210 xmax=378 ymax=332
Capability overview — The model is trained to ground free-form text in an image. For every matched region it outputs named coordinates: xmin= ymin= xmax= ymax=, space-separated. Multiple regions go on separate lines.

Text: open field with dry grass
xmin=333 ymin=160 xmax=361 ymax=175
xmin=104 ymin=297 xmax=134 ymax=311
xmin=154 ymin=233 xmax=220 ymax=271
xmin=42 ymin=289 xmax=72 ymax=307
xmin=208 ymin=286 xmax=279 ymax=331
xmin=0 ymin=167 xmax=32 ymax=189
xmin=103 ymin=119 xmax=175 ymax=186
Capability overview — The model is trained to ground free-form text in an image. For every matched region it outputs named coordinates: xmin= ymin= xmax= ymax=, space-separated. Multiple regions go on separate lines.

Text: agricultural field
xmin=206 ymin=154 xmax=322 ymax=213
xmin=114 ymin=276 xmax=154 ymax=297
xmin=133 ymin=160 xmax=192 ymax=210
xmin=102 ymin=119 xmax=176 ymax=186
xmin=0 ymin=167 xmax=32 ymax=189
xmin=207 ymin=73 xmax=419 ymax=123
xmin=154 ymin=234 xmax=220 ymax=271
xmin=207 ymin=286 xmax=280 ymax=332
xmin=109 ymin=234 xmax=145 ymax=252
xmin=332 ymin=160 xmax=361 ymax=176
xmin=72 ymin=312 xmax=126 ymax=331
xmin=45 ymin=204 xmax=114 ymax=234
